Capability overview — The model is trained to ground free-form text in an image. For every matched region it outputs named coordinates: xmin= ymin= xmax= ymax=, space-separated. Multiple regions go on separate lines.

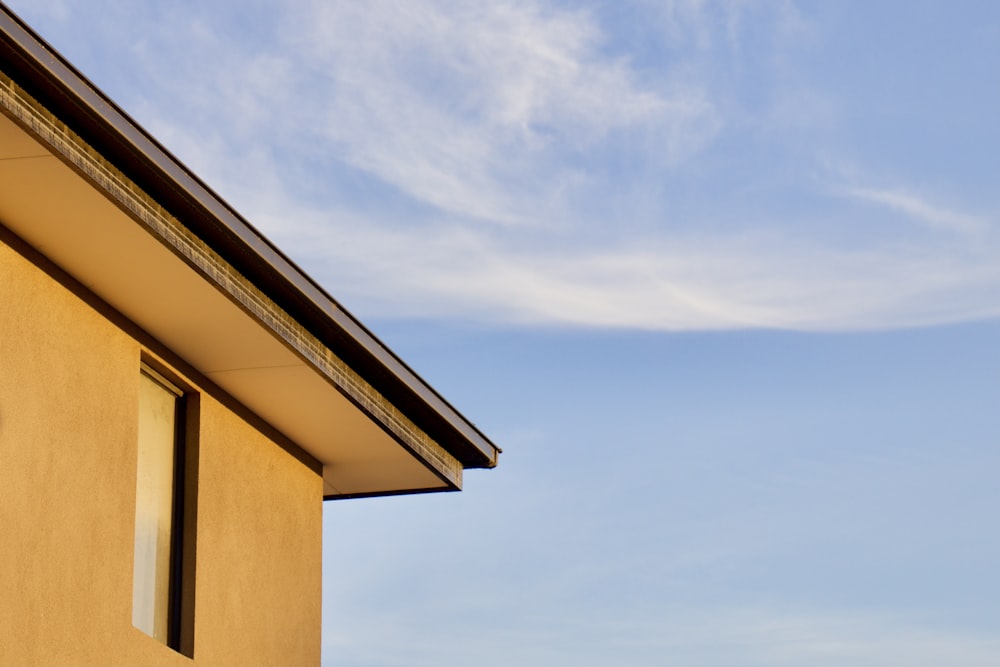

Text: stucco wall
xmin=0 ymin=234 xmax=322 ymax=666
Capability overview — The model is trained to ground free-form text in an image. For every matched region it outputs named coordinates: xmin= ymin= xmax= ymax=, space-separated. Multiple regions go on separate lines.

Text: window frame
xmin=133 ymin=360 xmax=197 ymax=656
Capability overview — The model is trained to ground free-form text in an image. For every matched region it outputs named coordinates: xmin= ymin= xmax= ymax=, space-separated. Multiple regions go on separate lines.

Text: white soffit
xmin=0 ymin=111 xmax=452 ymax=498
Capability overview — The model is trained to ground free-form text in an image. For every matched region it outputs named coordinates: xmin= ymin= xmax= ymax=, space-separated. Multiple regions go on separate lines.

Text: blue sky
xmin=9 ymin=1 xmax=999 ymax=664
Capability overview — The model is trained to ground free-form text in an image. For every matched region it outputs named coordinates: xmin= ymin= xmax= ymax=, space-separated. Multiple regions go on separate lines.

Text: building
xmin=0 ymin=5 xmax=499 ymax=665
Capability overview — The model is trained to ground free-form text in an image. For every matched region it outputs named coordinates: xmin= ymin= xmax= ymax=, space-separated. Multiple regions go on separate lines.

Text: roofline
xmin=0 ymin=3 xmax=498 ymax=468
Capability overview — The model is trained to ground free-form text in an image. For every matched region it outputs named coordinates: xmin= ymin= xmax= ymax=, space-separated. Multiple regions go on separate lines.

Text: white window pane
xmin=133 ymin=370 xmax=178 ymax=643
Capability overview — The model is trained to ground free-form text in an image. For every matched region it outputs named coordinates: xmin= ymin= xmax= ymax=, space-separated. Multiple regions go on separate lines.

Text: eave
xmin=0 ymin=5 xmax=499 ymax=499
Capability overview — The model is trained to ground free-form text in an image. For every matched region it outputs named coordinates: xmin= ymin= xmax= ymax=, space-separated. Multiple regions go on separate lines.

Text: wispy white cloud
xmin=242 ymin=195 xmax=1000 ymax=331
xmin=15 ymin=0 xmax=998 ymax=332
xmin=845 ymin=186 xmax=992 ymax=238
xmin=287 ymin=0 xmax=716 ymax=224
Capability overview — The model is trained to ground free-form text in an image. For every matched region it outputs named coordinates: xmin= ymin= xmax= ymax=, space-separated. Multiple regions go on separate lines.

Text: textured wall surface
xmin=0 ymin=235 xmax=323 ymax=666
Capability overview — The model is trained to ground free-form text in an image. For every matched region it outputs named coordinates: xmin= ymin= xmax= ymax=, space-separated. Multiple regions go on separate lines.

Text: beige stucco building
xmin=0 ymin=6 xmax=498 ymax=665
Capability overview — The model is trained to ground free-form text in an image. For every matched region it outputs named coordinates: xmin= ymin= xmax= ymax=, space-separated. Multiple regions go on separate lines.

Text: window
xmin=133 ymin=363 xmax=189 ymax=650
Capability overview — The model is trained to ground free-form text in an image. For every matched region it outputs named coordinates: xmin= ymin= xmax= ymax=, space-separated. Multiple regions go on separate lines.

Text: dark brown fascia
xmin=0 ymin=3 xmax=499 ymax=470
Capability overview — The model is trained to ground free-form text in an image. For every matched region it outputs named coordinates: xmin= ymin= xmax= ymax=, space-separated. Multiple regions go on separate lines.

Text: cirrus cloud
xmin=15 ymin=0 xmax=999 ymax=332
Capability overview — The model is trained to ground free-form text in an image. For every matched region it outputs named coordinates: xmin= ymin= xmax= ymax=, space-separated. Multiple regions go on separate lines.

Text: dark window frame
xmin=135 ymin=360 xmax=198 ymax=657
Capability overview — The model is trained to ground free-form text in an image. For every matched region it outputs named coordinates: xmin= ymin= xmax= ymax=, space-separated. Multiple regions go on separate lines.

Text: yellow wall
xmin=0 ymin=234 xmax=323 ymax=666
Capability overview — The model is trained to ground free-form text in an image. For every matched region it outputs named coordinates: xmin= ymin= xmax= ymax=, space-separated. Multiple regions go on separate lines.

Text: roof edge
xmin=0 ymin=3 xmax=499 ymax=469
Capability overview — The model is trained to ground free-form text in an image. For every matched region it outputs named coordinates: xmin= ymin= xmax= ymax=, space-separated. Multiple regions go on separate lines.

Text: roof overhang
xmin=0 ymin=5 xmax=498 ymax=499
